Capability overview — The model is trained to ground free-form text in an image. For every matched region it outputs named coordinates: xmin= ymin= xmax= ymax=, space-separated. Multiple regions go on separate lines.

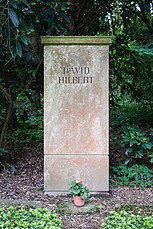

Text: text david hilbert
xmin=59 ymin=66 xmax=93 ymax=84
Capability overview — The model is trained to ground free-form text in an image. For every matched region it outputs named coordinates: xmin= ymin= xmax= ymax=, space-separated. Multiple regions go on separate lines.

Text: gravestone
xmin=41 ymin=36 xmax=111 ymax=195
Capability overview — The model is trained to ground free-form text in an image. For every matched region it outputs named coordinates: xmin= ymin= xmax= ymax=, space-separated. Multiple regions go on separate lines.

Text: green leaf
xmin=145 ymin=143 xmax=153 ymax=149
xmin=60 ymin=12 xmax=70 ymax=23
xmin=142 ymin=144 xmax=147 ymax=149
xmin=0 ymin=147 xmax=8 ymax=153
xmin=6 ymin=163 xmax=17 ymax=173
xmin=129 ymin=140 xmax=135 ymax=147
xmin=136 ymin=151 xmax=143 ymax=158
xmin=20 ymin=35 xmax=28 ymax=45
xmin=125 ymin=158 xmax=130 ymax=164
xmin=0 ymin=147 xmax=9 ymax=156
xmin=16 ymin=40 xmax=22 ymax=57
xmin=26 ymin=52 xmax=32 ymax=62
xmin=125 ymin=148 xmax=133 ymax=155
xmin=73 ymin=189 xmax=80 ymax=195
xmin=10 ymin=0 xmax=17 ymax=9
xmin=20 ymin=0 xmax=30 ymax=8
xmin=26 ymin=37 xmax=31 ymax=44
xmin=8 ymin=8 xmax=19 ymax=27
xmin=32 ymin=70 xmax=36 ymax=77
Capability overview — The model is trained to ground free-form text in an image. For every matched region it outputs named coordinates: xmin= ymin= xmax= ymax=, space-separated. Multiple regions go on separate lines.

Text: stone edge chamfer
xmin=41 ymin=36 xmax=112 ymax=45
xmin=44 ymin=191 xmax=110 ymax=196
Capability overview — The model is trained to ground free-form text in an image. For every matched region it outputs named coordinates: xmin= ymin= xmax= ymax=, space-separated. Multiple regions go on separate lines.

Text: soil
xmin=0 ymin=144 xmax=152 ymax=229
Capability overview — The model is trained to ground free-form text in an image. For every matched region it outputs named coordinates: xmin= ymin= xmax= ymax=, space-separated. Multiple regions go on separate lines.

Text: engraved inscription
xmin=59 ymin=66 xmax=93 ymax=84
xmin=59 ymin=76 xmax=93 ymax=84
xmin=63 ymin=66 xmax=89 ymax=74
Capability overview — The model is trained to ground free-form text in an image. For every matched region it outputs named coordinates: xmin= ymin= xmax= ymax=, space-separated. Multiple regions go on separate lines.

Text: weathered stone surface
xmin=44 ymin=45 xmax=109 ymax=156
xmin=44 ymin=155 xmax=109 ymax=193
xmin=41 ymin=36 xmax=112 ymax=45
xmin=0 ymin=199 xmax=43 ymax=208
xmin=57 ymin=200 xmax=105 ymax=214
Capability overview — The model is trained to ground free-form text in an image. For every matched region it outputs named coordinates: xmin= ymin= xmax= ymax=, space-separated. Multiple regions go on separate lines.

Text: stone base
xmin=0 ymin=199 xmax=43 ymax=208
xmin=44 ymin=155 xmax=109 ymax=193
xmin=44 ymin=191 xmax=110 ymax=197
xmin=57 ymin=200 xmax=106 ymax=214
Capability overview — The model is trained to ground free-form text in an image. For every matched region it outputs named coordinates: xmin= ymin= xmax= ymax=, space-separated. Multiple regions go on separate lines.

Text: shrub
xmin=0 ymin=207 xmax=62 ymax=229
xmin=121 ymin=125 xmax=153 ymax=164
xmin=9 ymin=114 xmax=43 ymax=145
xmin=110 ymin=102 xmax=153 ymax=128
xmin=102 ymin=210 xmax=153 ymax=229
xmin=149 ymin=151 xmax=153 ymax=163
xmin=118 ymin=205 xmax=153 ymax=216
xmin=110 ymin=163 xmax=152 ymax=188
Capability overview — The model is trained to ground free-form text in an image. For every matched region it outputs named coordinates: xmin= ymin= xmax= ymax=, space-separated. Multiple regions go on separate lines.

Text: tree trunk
xmin=0 ymin=85 xmax=13 ymax=147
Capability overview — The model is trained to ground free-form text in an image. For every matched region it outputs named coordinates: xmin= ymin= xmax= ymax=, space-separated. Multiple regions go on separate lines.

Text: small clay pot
xmin=73 ymin=196 xmax=85 ymax=207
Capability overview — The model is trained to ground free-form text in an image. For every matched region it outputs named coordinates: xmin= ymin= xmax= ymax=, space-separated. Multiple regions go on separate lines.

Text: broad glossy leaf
xmin=20 ymin=35 xmax=28 ymax=45
xmin=26 ymin=52 xmax=32 ymax=62
xmin=10 ymin=0 xmax=17 ymax=9
xmin=20 ymin=0 xmax=30 ymax=8
xmin=145 ymin=143 xmax=153 ymax=149
xmin=60 ymin=12 xmax=70 ymax=23
xmin=124 ymin=159 xmax=130 ymax=165
xmin=8 ymin=8 xmax=19 ymax=27
xmin=26 ymin=37 xmax=31 ymax=44
xmin=73 ymin=189 xmax=80 ymax=195
xmin=0 ymin=148 xmax=8 ymax=153
xmin=16 ymin=40 xmax=22 ymax=57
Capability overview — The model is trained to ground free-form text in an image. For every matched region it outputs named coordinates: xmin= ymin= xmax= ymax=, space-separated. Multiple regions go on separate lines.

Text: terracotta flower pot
xmin=73 ymin=196 xmax=85 ymax=207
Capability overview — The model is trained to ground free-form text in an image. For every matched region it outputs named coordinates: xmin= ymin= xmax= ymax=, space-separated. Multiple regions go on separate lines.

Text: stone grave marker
xmin=41 ymin=36 xmax=111 ymax=195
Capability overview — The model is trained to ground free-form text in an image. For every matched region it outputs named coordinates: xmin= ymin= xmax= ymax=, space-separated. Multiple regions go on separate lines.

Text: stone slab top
xmin=0 ymin=199 xmax=43 ymax=208
xmin=41 ymin=36 xmax=112 ymax=45
xmin=57 ymin=200 xmax=105 ymax=214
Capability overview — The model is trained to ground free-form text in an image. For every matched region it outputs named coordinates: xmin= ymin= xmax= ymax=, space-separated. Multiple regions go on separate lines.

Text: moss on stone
xmin=41 ymin=36 xmax=112 ymax=45
xmin=57 ymin=200 xmax=106 ymax=214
